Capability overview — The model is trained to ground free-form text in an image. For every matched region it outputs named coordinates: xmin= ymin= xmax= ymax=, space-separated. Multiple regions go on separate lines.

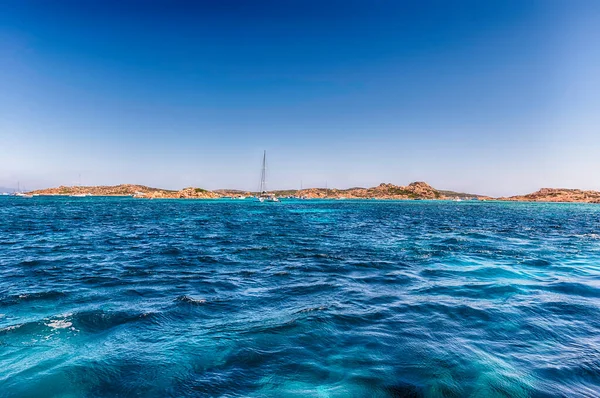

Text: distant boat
xmin=257 ymin=150 xmax=279 ymax=202
xmin=13 ymin=182 xmax=33 ymax=198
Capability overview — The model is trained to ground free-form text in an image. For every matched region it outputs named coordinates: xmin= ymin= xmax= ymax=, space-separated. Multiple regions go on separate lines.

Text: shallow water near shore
xmin=1 ymin=197 xmax=599 ymax=397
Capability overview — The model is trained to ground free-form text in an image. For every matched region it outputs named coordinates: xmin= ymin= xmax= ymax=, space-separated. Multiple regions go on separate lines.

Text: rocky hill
xmin=214 ymin=189 xmax=253 ymax=197
xmin=295 ymin=182 xmax=445 ymax=199
xmin=501 ymin=188 xmax=600 ymax=203
xmin=174 ymin=187 xmax=221 ymax=199
xmin=28 ymin=184 xmax=218 ymax=199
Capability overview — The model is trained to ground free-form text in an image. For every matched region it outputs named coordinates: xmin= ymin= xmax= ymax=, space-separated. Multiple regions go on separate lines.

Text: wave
xmin=174 ymin=295 xmax=206 ymax=306
xmin=0 ymin=290 xmax=67 ymax=307
xmin=0 ymin=310 xmax=164 ymax=336
xmin=72 ymin=309 xmax=158 ymax=333
xmin=381 ymin=382 xmax=424 ymax=397
xmin=545 ymin=282 xmax=600 ymax=298
xmin=522 ymin=258 xmax=553 ymax=267
xmin=417 ymin=283 xmax=523 ymax=299
xmin=16 ymin=258 xmax=55 ymax=267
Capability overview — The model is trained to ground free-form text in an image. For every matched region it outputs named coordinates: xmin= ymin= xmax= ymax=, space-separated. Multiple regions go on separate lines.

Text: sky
xmin=1 ymin=0 xmax=599 ymax=196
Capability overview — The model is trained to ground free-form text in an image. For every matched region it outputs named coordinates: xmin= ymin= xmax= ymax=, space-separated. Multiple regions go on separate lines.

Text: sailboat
xmin=257 ymin=150 xmax=279 ymax=202
xmin=13 ymin=181 xmax=33 ymax=198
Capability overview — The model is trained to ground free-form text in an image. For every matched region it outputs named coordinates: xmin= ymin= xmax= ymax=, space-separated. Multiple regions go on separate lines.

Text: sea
xmin=1 ymin=197 xmax=599 ymax=397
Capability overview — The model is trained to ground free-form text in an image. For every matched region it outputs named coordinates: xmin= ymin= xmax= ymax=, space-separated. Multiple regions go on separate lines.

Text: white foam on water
xmin=1 ymin=324 xmax=22 ymax=332
xmin=46 ymin=319 xmax=73 ymax=329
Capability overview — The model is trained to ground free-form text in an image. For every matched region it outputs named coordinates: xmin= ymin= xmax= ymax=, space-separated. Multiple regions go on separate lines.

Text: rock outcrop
xmin=295 ymin=181 xmax=444 ymax=199
xmin=28 ymin=184 xmax=218 ymax=199
xmin=176 ymin=187 xmax=221 ymax=199
xmin=501 ymin=188 xmax=600 ymax=203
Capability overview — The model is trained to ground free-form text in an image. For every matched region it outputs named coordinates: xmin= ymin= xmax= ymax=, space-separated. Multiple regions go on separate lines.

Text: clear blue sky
xmin=1 ymin=0 xmax=599 ymax=195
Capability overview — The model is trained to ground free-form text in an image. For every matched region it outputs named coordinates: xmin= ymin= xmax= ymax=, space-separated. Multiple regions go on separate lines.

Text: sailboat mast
xmin=260 ymin=150 xmax=267 ymax=194
xmin=256 ymin=150 xmax=279 ymax=202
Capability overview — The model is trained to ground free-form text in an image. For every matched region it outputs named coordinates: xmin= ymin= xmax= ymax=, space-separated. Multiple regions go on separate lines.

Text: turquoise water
xmin=1 ymin=197 xmax=599 ymax=397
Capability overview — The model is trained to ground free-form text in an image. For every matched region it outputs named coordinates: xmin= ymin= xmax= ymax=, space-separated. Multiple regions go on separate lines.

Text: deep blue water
xmin=1 ymin=197 xmax=599 ymax=397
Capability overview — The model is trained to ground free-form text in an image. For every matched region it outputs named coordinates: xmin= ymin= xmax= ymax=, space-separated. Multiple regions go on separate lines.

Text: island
xmin=500 ymin=188 xmax=600 ymax=203
xmin=23 ymin=182 xmax=600 ymax=203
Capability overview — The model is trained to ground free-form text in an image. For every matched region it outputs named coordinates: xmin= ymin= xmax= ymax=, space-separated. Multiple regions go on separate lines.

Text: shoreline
xmin=3 ymin=195 xmax=599 ymax=205
xmin=11 ymin=181 xmax=600 ymax=203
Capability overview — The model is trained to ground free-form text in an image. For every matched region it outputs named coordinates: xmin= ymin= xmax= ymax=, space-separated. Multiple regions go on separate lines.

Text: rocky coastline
xmin=25 ymin=183 xmax=600 ymax=203
xmin=500 ymin=188 xmax=600 ymax=204
xmin=26 ymin=184 xmax=219 ymax=199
